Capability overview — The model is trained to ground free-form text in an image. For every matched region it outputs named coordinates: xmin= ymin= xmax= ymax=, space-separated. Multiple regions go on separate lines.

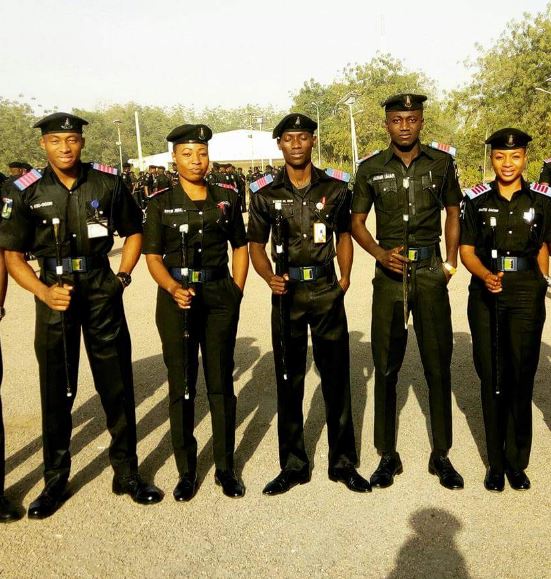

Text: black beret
xmin=21 ymin=162 xmax=32 ymax=171
xmin=382 ymin=93 xmax=427 ymax=112
xmin=485 ymin=128 xmax=532 ymax=149
xmin=167 ymin=124 xmax=212 ymax=144
xmin=272 ymin=113 xmax=317 ymax=139
xmin=33 ymin=112 xmax=88 ymax=135
xmin=122 ymin=162 xmax=132 ymax=168
xmin=8 ymin=161 xmax=23 ymax=169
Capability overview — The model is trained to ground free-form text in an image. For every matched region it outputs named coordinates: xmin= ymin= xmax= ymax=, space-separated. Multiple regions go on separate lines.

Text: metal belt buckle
xmin=71 ymin=257 xmax=84 ymax=272
xmin=191 ymin=270 xmax=202 ymax=283
xmin=407 ymin=249 xmax=419 ymax=262
xmin=302 ymin=267 xmax=314 ymax=281
xmin=503 ymin=257 xmax=517 ymax=272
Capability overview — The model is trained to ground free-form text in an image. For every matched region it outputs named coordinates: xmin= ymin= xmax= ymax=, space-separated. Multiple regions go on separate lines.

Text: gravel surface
xmin=0 ymin=214 xmax=549 ymax=578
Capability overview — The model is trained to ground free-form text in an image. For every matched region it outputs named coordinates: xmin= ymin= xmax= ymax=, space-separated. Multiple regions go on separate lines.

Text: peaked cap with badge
xmin=381 ymin=93 xmax=427 ymax=112
xmin=272 ymin=113 xmax=317 ymax=139
xmin=33 ymin=112 xmax=89 ymax=135
xmin=485 ymin=128 xmax=532 ymax=149
xmin=166 ymin=124 xmax=212 ymax=145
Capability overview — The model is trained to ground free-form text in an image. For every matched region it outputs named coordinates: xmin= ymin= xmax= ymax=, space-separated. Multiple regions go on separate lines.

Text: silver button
xmin=198 ymin=248 xmax=202 ymax=252
xmin=199 ymin=211 xmax=203 ymax=215
xmin=303 ymin=234 xmax=307 ymax=239
xmin=199 ymin=229 xmax=202 ymax=234
xmin=508 ymin=230 xmax=512 ymax=234
xmin=303 ymin=201 xmax=306 ymax=206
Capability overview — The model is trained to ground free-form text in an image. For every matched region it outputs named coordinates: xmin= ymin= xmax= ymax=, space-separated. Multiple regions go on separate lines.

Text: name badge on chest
xmin=87 ymin=199 xmax=109 ymax=238
xmin=313 ymin=222 xmax=327 ymax=244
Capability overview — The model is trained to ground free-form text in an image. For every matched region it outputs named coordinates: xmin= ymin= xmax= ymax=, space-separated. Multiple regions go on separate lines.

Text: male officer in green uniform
xmin=0 ymin=112 xmax=162 ymax=518
xmin=540 ymin=158 xmax=551 ymax=185
xmin=248 ymin=113 xmax=370 ymax=495
xmin=351 ymin=94 xmax=464 ymax=490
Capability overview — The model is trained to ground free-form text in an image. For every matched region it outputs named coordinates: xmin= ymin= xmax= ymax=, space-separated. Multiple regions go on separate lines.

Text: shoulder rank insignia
xmin=530 ymin=182 xmax=551 ymax=197
xmin=13 ymin=168 xmax=42 ymax=191
xmin=429 ymin=142 xmax=457 ymax=157
xmin=357 ymin=150 xmax=380 ymax=164
xmin=544 ymin=157 xmax=551 ymax=164
xmin=249 ymin=174 xmax=273 ymax=193
xmin=325 ymin=168 xmax=350 ymax=183
xmin=91 ymin=162 xmax=118 ymax=175
xmin=215 ymin=183 xmax=238 ymax=192
xmin=1 ymin=197 xmax=13 ymax=219
xmin=464 ymin=183 xmax=491 ymax=199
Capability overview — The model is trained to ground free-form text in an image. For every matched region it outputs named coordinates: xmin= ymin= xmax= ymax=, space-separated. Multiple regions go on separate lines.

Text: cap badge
xmin=405 ymin=95 xmax=412 ymax=109
xmin=294 ymin=116 xmax=301 ymax=127
xmin=199 ymin=126 xmax=205 ymax=140
xmin=61 ymin=118 xmax=73 ymax=130
xmin=507 ymin=134 xmax=514 ymax=147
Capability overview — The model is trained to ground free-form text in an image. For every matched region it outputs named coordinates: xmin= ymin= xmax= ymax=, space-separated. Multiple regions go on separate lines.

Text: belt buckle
xmin=71 ymin=257 xmax=83 ymax=272
xmin=503 ymin=257 xmax=517 ymax=272
xmin=302 ymin=267 xmax=314 ymax=281
xmin=191 ymin=270 xmax=202 ymax=283
xmin=407 ymin=249 xmax=419 ymax=262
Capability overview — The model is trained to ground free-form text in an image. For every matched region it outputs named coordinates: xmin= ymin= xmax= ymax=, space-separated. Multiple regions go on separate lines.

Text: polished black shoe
xmin=173 ymin=474 xmax=197 ymax=502
xmin=428 ymin=454 xmax=464 ymax=490
xmin=214 ymin=470 xmax=245 ymax=498
xmin=262 ymin=468 xmax=310 ymax=496
xmin=329 ymin=466 xmax=371 ymax=493
xmin=506 ymin=469 xmax=531 ymax=491
xmin=484 ymin=468 xmax=505 ymax=492
xmin=112 ymin=474 xmax=163 ymax=505
xmin=28 ymin=483 xmax=69 ymax=520
xmin=0 ymin=495 xmax=23 ymax=523
xmin=370 ymin=453 xmax=403 ymax=488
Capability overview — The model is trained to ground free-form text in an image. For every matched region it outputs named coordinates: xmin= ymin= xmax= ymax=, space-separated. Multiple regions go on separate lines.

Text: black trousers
xmin=156 ymin=277 xmax=242 ymax=476
xmin=271 ymin=274 xmax=357 ymax=472
xmin=371 ymin=259 xmax=454 ymax=454
xmin=467 ymin=271 xmax=547 ymax=471
xmin=0 ymin=339 xmax=4 ymax=493
xmin=35 ymin=267 xmax=138 ymax=485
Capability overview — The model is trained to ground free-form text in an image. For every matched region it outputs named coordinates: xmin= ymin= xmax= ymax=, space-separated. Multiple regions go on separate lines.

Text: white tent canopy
xmin=128 ymin=129 xmax=283 ymax=170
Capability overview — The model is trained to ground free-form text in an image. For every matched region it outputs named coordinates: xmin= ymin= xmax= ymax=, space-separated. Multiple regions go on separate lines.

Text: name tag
xmin=87 ymin=220 xmax=109 ymax=239
xmin=313 ymin=222 xmax=326 ymax=244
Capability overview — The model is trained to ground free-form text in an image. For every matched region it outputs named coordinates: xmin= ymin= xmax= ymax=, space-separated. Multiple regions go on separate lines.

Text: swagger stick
xmin=179 ymin=224 xmax=191 ymax=400
xmin=489 ymin=216 xmax=501 ymax=397
xmin=274 ymin=202 xmax=289 ymax=382
xmin=52 ymin=218 xmax=72 ymax=398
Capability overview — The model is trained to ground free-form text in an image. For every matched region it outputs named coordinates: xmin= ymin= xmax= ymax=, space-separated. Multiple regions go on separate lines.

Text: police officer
xmin=351 ymin=94 xmax=464 ymax=490
xmin=155 ymin=165 xmax=171 ymax=191
xmin=121 ymin=162 xmax=137 ymax=192
xmin=460 ymin=129 xmax=551 ymax=492
xmin=0 ymin=112 xmax=162 ymax=518
xmin=248 ymin=113 xmax=370 ymax=495
xmin=539 ymin=157 xmax=551 ymax=185
xmin=143 ymin=124 xmax=248 ymax=500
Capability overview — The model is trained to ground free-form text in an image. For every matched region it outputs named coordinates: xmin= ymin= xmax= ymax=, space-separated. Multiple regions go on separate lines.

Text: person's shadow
xmin=386 ymin=508 xmax=470 ymax=578
xmin=533 ymin=339 xmax=551 ymax=432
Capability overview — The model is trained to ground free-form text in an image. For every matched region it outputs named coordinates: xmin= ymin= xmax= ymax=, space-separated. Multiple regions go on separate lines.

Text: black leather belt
xmin=169 ymin=266 xmax=228 ymax=283
xmin=288 ymin=264 xmax=333 ymax=282
xmin=42 ymin=256 xmax=108 ymax=273
xmin=406 ymin=246 xmax=436 ymax=262
xmin=496 ymin=256 xmax=534 ymax=272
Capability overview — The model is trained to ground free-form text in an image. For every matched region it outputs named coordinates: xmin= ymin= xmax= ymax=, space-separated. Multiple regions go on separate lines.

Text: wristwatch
xmin=0 ymin=306 xmax=5 ymax=321
xmin=443 ymin=262 xmax=457 ymax=275
xmin=116 ymin=272 xmax=132 ymax=288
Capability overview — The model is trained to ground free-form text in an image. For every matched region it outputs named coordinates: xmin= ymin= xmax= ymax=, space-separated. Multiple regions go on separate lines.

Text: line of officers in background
xmin=0 ymin=96 xmax=550 ymax=524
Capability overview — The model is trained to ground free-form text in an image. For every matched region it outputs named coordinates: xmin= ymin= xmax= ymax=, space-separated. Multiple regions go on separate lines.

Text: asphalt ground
xmin=0 ymin=214 xmax=549 ymax=578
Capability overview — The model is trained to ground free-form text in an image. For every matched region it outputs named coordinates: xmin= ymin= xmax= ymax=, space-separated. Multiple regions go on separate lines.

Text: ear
xmin=277 ymin=138 xmax=282 ymax=151
xmin=39 ymin=136 xmax=46 ymax=151
xmin=81 ymin=137 xmax=85 ymax=149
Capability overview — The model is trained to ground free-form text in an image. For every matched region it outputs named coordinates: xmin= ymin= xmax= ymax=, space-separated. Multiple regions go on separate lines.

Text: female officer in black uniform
xmin=143 ymin=124 xmax=248 ymax=500
xmin=460 ymin=128 xmax=551 ymax=492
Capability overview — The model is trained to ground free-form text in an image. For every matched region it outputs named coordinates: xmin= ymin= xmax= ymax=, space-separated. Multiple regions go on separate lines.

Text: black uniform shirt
xmin=0 ymin=163 xmax=142 ymax=257
xmin=352 ymin=144 xmax=462 ymax=248
xmin=247 ymin=165 xmax=351 ymax=266
xmin=460 ymin=180 xmax=551 ymax=263
xmin=540 ymin=160 xmax=551 ymax=184
xmin=142 ymin=182 xmax=247 ymax=269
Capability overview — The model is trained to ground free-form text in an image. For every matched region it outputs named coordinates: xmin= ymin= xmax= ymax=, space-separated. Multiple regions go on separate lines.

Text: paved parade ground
xmin=0 ymin=223 xmax=550 ymax=578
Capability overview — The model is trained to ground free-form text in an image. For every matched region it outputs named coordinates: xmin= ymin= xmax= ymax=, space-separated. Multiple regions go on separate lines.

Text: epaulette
xmin=249 ymin=174 xmax=273 ymax=193
xmin=463 ymin=183 xmax=491 ymax=199
xmin=357 ymin=150 xmax=380 ymax=164
xmin=429 ymin=142 xmax=457 ymax=157
xmin=215 ymin=182 xmax=238 ymax=193
xmin=325 ymin=168 xmax=350 ymax=183
xmin=91 ymin=162 xmax=118 ymax=175
xmin=13 ymin=168 xmax=42 ymax=191
xmin=544 ymin=157 xmax=551 ymax=164
xmin=530 ymin=182 xmax=551 ymax=197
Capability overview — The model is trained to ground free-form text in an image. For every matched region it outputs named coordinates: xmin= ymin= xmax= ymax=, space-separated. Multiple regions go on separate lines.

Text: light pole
xmin=536 ymin=87 xmax=551 ymax=96
xmin=113 ymin=119 xmax=123 ymax=172
xmin=342 ymin=94 xmax=359 ymax=171
xmin=256 ymin=116 xmax=264 ymax=171
xmin=311 ymin=101 xmax=322 ymax=166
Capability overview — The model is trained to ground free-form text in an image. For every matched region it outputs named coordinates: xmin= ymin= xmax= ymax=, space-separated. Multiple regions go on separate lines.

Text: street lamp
xmin=256 ymin=116 xmax=264 ymax=171
xmin=337 ymin=93 xmax=360 ymax=172
xmin=311 ymin=102 xmax=322 ymax=166
xmin=113 ymin=119 xmax=123 ymax=172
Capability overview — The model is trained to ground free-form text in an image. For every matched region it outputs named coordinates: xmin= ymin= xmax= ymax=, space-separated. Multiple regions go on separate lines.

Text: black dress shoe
xmin=28 ymin=483 xmax=69 ymax=520
xmin=370 ymin=453 xmax=403 ymax=488
xmin=428 ymin=454 xmax=464 ymax=490
xmin=484 ymin=468 xmax=505 ymax=492
xmin=0 ymin=495 xmax=24 ymax=523
xmin=173 ymin=474 xmax=197 ymax=502
xmin=506 ymin=469 xmax=531 ymax=490
xmin=262 ymin=468 xmax=310 ymax=496
xmin=214 ymin=470 xmax=245 ymax=498
xmin=112 ymin=474 xmax=163 ymax=505
xmin=329 ymin=466 xmax=371 ymax=493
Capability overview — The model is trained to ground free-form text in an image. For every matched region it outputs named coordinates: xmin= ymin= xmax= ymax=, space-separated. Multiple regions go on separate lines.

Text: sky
xmin=0 ymin=0 xmax=549 ymax=114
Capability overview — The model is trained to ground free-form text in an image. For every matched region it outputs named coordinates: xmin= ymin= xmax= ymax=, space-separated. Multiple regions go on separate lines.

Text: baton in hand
xmin=489 ymin=216 xmax=501 ymax=397
xmin=52 ymin=218 xmax=73 ymax=398
xmin=179 ymin=224 xmax=191 ymax=400
xmin=274 ymin=202 xmax=289 ymax=382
